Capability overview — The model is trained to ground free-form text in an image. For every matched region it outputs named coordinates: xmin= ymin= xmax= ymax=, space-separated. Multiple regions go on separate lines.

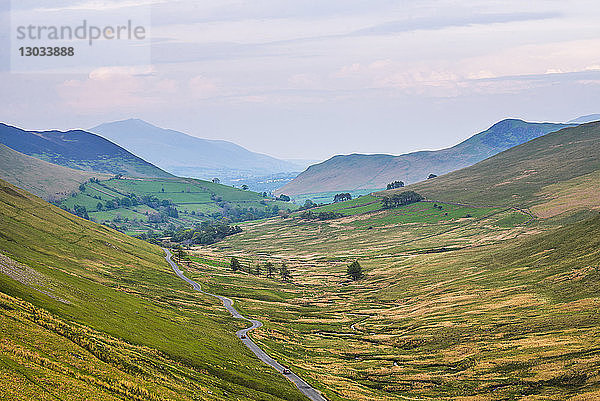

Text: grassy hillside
xmin=0 ymin=178 xmax=308 ymax=400
xmin=0 ymin=144 xmax=111 ymax=201
xmin=380 ymin=121 xmax=600 ymax=216
xmin=0 ymin=123 xmax=172 ymax=178
xmin=276 ymin=119 xmax=572 ymax=196
xmin=59 ymin=176 xmax=297 ymax=234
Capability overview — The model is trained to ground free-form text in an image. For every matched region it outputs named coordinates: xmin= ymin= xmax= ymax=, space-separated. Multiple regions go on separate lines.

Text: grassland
xmin=184 ymin=201 xmax=600 ymax=400
xmin=0 ymin=178 xmax=309 ymax=401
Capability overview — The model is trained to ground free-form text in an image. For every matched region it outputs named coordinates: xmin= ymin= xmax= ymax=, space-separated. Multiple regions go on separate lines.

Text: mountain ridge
xmin=0 ymin=123 xmax=172 ymax=178
xmin=91 ymin=119 xmax=303 ymax=182
xmin=275 ymin=119 xmax=574 ymax=196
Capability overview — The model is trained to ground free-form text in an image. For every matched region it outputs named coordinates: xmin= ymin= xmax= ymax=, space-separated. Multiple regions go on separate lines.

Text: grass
xmin=181 ymin=188 xmax=600 ymax=400
xmin=0 ymin=178 xmax=309 ymax=401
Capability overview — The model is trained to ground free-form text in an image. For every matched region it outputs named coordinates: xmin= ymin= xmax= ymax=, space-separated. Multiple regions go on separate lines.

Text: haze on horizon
xmin=1 ymin=0 xmax=599 ymax=161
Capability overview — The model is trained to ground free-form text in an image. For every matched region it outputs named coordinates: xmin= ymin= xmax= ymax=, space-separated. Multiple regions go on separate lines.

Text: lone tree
xmin=280 ymin=263 xmax=291 ymax=281
xmin=427 ymin=174 xmax=437 ymax=179
xmin=347 ymin=261 xmax=363 ymax=281
xmin=241 ymin=184 xmax=249 ymax=190
xmin=230 ymin=257 xmax=241 ymax=272
xmin=386 ymin=180 xmax=405 ymax=190
xmin=265 ymin=261 xmax=275 ymax=278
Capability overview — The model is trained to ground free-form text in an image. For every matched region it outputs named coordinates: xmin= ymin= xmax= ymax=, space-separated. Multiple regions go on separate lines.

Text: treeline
xmin=381 ymin=191 xmax=423 ymax=209
xmin=138 ymin=221 xmax=242 ymax=245
xmin=230 ymin=257 xmax=292 ymax=281
xmin=171 ymin=222 xmax=242 ymax=245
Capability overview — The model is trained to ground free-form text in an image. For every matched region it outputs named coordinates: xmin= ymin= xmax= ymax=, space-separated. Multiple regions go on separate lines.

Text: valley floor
xmin=184 ymin=203 xmax=600 ymax=400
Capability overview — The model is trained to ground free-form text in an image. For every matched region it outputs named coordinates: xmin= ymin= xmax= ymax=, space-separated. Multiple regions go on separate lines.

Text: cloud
xmin=351 ymin=12 xmax=562 ymax=36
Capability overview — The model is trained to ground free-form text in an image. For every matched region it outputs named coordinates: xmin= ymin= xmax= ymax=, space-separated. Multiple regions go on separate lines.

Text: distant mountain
xmin=568 ymin=114 xmax=600 ymax=124
xmin=381 ymin=121 xmax=600 ymax=215
xmin=275 ymin=119 xmax=573 ymax=196
xmin=0 ymin=123 xmax=172 ymax=178
xmin=91 ymin=119 xmax=301 ymax=182
xmin=0 ymin=144 xmax=110 ymax=201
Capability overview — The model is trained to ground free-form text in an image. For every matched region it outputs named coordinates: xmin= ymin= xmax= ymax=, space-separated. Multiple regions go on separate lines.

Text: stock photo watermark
xmin=10 ymin=1 xmax=151 ymax=73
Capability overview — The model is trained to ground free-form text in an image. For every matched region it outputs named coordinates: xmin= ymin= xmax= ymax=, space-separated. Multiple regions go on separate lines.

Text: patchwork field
xmin=58 ymin=177 xmax=297 ymax=233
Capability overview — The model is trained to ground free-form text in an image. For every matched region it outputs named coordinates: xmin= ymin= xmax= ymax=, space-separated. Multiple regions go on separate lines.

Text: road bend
xmin=163 ymin=248 xmax=327 ymax=401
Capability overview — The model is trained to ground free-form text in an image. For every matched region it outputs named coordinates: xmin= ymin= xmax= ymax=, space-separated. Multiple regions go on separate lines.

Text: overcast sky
xmin=1 ymin=0 xmax=599 ymax=160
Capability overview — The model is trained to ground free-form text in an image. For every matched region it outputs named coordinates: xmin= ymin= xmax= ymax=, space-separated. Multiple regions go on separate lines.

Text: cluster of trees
xmin=277 ymin=194 xmax=291 ymax=202
xmin=230 ymin=257 xmax=291 ymax=281
xmin=427 ymin=174 xmax=437 ymax=179
xmin=170 ymin=221 xmax=242 ymax=245
xmin=71 ymin=204 xmax=89 ymax=220
xmin=380 ymin=191 xmax=423 ymax=209
xmin=299 ymin=210 xmax=344 ymax=220
xmin=386 ymin=180 xmax=405 ymax=190
xmin=333 ymin=193 xmax=352 ymax=203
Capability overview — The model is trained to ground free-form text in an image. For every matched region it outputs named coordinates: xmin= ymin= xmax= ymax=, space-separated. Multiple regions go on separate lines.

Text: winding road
xmin=163 ymin=248 xmax=327 ymax=401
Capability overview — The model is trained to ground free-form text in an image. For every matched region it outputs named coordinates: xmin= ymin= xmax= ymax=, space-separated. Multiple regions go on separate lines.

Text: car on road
xmin=240 ymin=334 xmax=247 ymax=339
xmin=282 ymin=368 xmax=291 ymax=374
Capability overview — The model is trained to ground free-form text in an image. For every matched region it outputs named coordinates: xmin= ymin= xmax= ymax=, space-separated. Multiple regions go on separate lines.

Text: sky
xmin=1 ymin=0 xmax=600 ymax=161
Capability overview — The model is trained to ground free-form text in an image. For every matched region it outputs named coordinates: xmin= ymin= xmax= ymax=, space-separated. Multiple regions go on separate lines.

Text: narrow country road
xmin=163 ymin=248 xmax=328 ymax=401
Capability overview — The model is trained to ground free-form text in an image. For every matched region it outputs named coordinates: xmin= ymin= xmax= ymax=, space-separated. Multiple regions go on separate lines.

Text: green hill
xmin=380 ymin=121 xmax=600 ymax=217
xmin=276 ymin=119 xmax=572 ymax=196
xmin=0 ymin=123 xmax=172 ymax=178
xmin=0 ymin=178 xmax=307 ymax=400
xmin=0 ymin=144 xmax=111 ymax=201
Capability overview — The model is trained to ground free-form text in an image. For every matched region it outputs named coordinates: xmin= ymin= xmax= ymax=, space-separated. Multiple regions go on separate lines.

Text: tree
xmin=265 ymin=262 xmax=275 ymax=278
xmin=278 ymin=194 xmax=291 ymax=202
xmin=241 ymin=184 xmax=249 ymax=190
xmin=427 ymin=174 xmax=437 ymax=179
xmin=333 ymin=193 xmax=352 ymax=203
xmin=175 ymin=245 xmax=185 ymax=263
xmin=381 ymin=191 xmax=423 ymax=209
xmin=230 ymin=257 xmax=241 ymax=272
xmin=280 ymin=263 xmax=291 ymax=281
xmin=212 ymin=178 xmax=220 ymax=184
xmin=347 ymin=261 xmax=363 ymax=281
xmin=79 ymin=183 xmax=86 ymax=191
xmin=254 ymin=263 xmax=261 ymax=276
xmin=386 ymin=181 xmax=405 ymax=190
xmin=96 ymin=202 xmax=104 ymax=211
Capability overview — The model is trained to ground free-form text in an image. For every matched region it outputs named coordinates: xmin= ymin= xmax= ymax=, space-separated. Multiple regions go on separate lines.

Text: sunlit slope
xmin=0 ymin=179 xmax=307 ymax=401
xmin=0 ymin=143 xmax=110 ymax=200
xmin=380 ymin=121 xmax=600 ymax=214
